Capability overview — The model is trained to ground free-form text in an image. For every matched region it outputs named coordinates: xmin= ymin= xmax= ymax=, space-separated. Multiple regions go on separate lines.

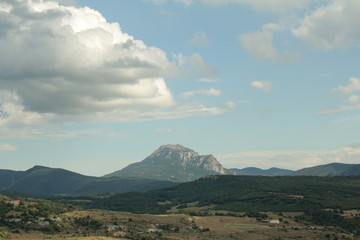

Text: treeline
xmin=0 ymin=196 xmax=73 ymax=233
xmin=296 ymin=209 xmax=360 ymax=236
xmin=73 ymin=175 xmax=360 ymax=235
xmin=82 ymin=176 xmax=360 ymax=213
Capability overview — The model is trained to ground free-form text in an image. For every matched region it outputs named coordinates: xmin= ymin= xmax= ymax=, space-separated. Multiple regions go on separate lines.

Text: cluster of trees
xmin=72 ymin=175 xmax=360 ymax=235
xmin=296 ymin=209 xmax=360 ymax=236
xmin=0 ymin=196 xmax=101 ymax=235
xmin=81 ymin=176 xmax=360 ymax=213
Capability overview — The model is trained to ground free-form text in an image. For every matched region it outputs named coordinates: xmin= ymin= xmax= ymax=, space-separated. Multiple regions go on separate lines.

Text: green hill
xmin=227 ymin=167 xmax=294 ymax=176
xmin=0 ymin=169 xmax=23 ymax=189
xmin=293 ymin=163 xmax=360 ymax=176
xmin=88 ymin=175 xmax=360 ymax=214
xmin=0 ymin=166 xmax=176 ymax=195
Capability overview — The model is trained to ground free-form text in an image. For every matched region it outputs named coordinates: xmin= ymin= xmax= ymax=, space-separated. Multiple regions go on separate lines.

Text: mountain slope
xmin=227 ymin=167 xmax=294 ymax=176
xmin=89 ymin=175 xmax=360 ymax=214
xmin=342 ymin=165 xmax=360 ymax=176
xmin=104 ymin=144 xmax=226 ymax=182
xmin=9 ymin=166 xmax=95 ymax=195
xmin=0 ymin=166 xmax=176 ymax=195
xmin=293 ymin=163 xmax=360 ymax=176
xmin=0 ymin=169 xmax=23 ymax=189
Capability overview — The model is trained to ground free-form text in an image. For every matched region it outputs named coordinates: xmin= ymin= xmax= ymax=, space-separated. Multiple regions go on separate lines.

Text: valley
xmin=0 ymin=196 xmax=358 ymax=240
xmin=1 ymin=174 xmax=360 ymax=239
xmin=1 ymin=145 xmax=359 ymax=239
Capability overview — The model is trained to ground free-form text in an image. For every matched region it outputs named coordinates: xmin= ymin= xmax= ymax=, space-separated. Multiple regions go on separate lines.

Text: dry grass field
xmin=1 ymin=209 xmax=357 ymax=240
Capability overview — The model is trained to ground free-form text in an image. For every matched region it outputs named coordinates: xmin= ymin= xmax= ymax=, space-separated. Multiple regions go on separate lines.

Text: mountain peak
xmin=105 ymin=144 xmax=226 ymax=181
xmin=157 ymin=144 xmax=194 ymax=152
xmin=150 ymin=144 xmax=197 ymax=160
xmin=25 ymin=165 xmax=51 ymax=172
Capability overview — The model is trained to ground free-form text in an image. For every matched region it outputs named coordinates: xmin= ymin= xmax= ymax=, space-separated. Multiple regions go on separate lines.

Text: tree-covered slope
xmin=293 ymin=163 xmax=360 ymax=176
xmin=88 ymin=175 xmax=360 ymax=214
xmin=0 ymin=166 xmax=176 ymax=195
xmin=227 ymin=167 xmax=294 ymax=176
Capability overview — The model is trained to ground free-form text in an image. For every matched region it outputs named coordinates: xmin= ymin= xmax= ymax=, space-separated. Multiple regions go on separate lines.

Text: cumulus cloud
xmin=0 ymin=89 xmax=228 ymax=139
xmin=0 ymin=144 xmax=18 ymax=152
xmin=237 ymin=31 xmax=299 ymax=63
xmin=292 ymin=0 xmax=360 ymax=49
xmin=217 ymin=144 xmax=360 ymax=170
xmin=0 ymin=90 xmax=57 ymax=139
xmin=0 ymin=0 xmax=227 ymax=140
xmin=250 ymin=81 xmax=273 ymax=92
xmin=181 ymin=88 xmax=221 ymax=99
xmin=0 ymin=0 xmax=178 ymax=115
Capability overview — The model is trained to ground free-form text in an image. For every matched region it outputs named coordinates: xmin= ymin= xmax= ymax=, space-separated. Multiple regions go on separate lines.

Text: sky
xmin=0 ymin=0 xmax=360 ymax=176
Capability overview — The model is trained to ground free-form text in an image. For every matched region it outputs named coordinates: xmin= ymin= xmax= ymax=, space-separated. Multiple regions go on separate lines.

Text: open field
xmin=4 ymin=235 xmax=120 ymax=240
xmin=1 ymin=175 xmax=360 ymax=239
xmin=2 ymin=209 xmax=356 ymax=240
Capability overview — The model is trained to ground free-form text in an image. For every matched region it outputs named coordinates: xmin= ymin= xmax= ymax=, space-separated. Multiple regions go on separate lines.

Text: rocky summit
xmin=104 ymin=144 xmax=226 ymax=182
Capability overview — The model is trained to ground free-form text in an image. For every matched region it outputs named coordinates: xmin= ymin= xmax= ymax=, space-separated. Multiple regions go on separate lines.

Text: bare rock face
xmin=148 ymin=144 xmax=226 ymax=175
xmin=104 ymin=144 xmax=226 ymax=182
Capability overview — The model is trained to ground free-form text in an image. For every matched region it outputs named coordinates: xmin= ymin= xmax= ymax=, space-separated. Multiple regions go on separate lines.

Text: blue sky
xmin=0 ymin=0 xmax=360 ymax=176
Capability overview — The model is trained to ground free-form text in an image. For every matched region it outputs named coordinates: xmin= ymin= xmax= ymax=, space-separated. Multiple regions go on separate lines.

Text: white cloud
xmin=182 ymin=88 xmax=221 ymax=99
xmin=226 ymin=101 xmax=237 ymax=109
xmin=0 ymin=0 xmax=179 ymax=115
xmin=217 ymin=144 xmax=360 ymax=170
xmin=197 ymin=78 xmax=220 ymax=83
xmin=190 ymin=31 xmax=209 ymax=45
xmin=0 ymin=89 xmax=227 ymax=140
xmin=250 ymin=81 xmax=273 ymax=92
xmin=0 ymin=144 xmax=18 ymax=152
xmin=0 ymin=0 xmax=227 ymax=141
xmin=317 ymin=104 xmax=360 ymax=115
xmin=332 ymin=77 xmax=360 ymax=94
xmin=261 ymin=22 xmax=284 ymax=31
xmin=292 ymin=0 xmax=360 ymax=49
xmin=319 ymin=77 xmax=360 ymax=114
xmin=237 ymin=31 xmax=299 ymax=63
xmin=134 ymin=103 xmax=227 ymax=120
xmin=348 ymin=95 xmax=360 ymax=103
xmin=174 ymin=53 xmax=217 ymax=78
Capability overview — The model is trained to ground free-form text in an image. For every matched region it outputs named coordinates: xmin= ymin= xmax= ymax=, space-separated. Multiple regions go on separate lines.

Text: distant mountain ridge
xmin=1 ymin=145 xmax=359 ymax=196
xmin=105 ymin=144 xmax=360 ymax=182
xmin=104 ymin=144 xmax=226 ymax=182
xmin=0 ymin=166 xmax=177 ymax=195
xmin=227 ymin=167 xmax=294 ymax=176
xmin=293 ymin=162 xmax=360 ymax=176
